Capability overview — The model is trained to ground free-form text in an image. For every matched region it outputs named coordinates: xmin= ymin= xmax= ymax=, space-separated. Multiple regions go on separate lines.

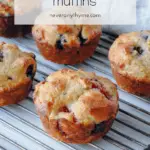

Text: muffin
xmin=109 ymin=31 xmax=150 ymax=96
xmin=0 ymin=0 xmax=31 ymax=37
xmin=34 ymin=69 xmax=119 ymax=143
xmin=32 ymin=25 xmax=101 ymax=64
xmin=0 ymin=42 xmax=36 ymax=106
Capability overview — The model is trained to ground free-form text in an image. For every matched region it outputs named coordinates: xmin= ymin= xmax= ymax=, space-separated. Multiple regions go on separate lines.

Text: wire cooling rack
xmin=0 ymin=32 xmax=150 ymax=150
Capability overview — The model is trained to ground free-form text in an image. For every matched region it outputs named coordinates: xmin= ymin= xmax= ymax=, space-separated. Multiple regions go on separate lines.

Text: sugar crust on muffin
xmin=0 ymin=42 xmax=36 ymax=106
xmin=0 ymin=0 xmax=14 ymax=16
xmin=34 ymin=69 xmax=118 ymax=143
xmin=32 ymin=25 xmax=101 ymax=48
xmin=32 ymin=25 xmax=101 ymax=64
xmin=109 ymin=31 xmax=150 ymax=82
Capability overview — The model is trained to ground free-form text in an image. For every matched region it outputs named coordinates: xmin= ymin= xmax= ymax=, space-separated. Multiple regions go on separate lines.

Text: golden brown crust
xmin=109 ymin=31 xmax=150 ymax=96
xmin=109 ymin=31 xmax=150 ymax=81
xmin=36 ymin=114 xmax=114 ymax=143
xmin=35 ymin=34 xmax=100 ymax=64
xmin=0 ymin=42 xmax=36 ymax=106
xmin=34 ymin=69 xmax=119 ymax=143
xmin=111 ymin=66 xmax=150 ymax=96
xmin=32 ymin=25 xmax=101 ymax=46
xmin=32 ymin=25 xmax=101 ymax=64
xmin=0 ymin=0 xmax=14 ymax=16
xmin=0 ymin=79 xmax=32 ymax=106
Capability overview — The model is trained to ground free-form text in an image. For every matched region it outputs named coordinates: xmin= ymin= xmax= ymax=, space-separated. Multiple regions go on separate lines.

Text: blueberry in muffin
xmin=109 ymin=31 xmax=150 ymax=96
xmin=0 ymin=42 xmax=36 ymax=106
xmin=32 ymin=25 xmax=101 ymax=64
xmin=33 ymin=69 xmax=119 ymax=143
xmin=0 ymin=0 xmax=31 ymax=37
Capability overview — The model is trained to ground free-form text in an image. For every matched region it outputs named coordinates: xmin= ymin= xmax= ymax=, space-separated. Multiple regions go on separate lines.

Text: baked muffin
xmin=0 ymin=0 xmax=31 ymax=37
xmin=32 ymin=25 xmax=101 ymax=64
xmin=109 ymin=31 xmax=150 ymax=96
xmin=34 ymin=69 xmax=119 ymax=143
xmin=0 ymin=42 xmax=36 ymax=106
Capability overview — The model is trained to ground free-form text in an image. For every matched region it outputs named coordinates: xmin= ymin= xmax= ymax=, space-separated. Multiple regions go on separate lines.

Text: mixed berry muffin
xmin=0 ymin=42 xmax=36 ymax=106
xmin=34 ymin=69 xmax=119 ymax=143
xmin=109 ymin=31 xmax=150 ymax=96
xmin=32 ymin=25 xmax=101 ymax=64
xmin=0 ymin=0 xmax=31 ymax=37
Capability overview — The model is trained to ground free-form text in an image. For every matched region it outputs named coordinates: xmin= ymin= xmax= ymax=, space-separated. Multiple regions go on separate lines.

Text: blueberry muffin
xmin=34 ymin=69 xmax=119 ymax=143
xmin=109 ymin=31 xmax=150 ymax=96
xmin=0 ymin=42 xmax=36 ymax=106
xmin=0 ymin=0 xmax=31 ymax=37
xmin=32 ymin=25 xmax=101 ymax=64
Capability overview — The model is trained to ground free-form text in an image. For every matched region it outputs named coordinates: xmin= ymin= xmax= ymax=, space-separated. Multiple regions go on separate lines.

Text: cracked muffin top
xmin=109 ymin=31 xmax=150 ymax=81
xmin=34 ymin=69 xmax=118 ymax=125
xmin=0 ymin=0 xmax=14 ymax=16
xmin=32 ymin=25 xmax=101 ymax=49
xmin=0 ymin=42 xmax=36 ymax=92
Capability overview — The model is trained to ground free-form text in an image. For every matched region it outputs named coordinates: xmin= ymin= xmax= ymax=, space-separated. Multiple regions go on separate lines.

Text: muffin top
xmin=0 ymin=42 xmax=36 ymax=92
xmin=32 ymin=25 xmax=101 ymax=49
xmin=0 ymin=0 xmax=14 ymax=16
xmin=109 ymin=31 xmax=150 ymax=81
xmin=34 ymin=69 xmax=118 ymax=125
